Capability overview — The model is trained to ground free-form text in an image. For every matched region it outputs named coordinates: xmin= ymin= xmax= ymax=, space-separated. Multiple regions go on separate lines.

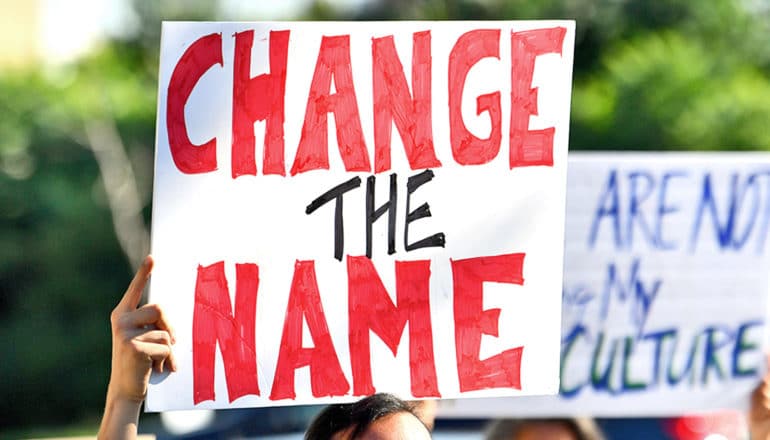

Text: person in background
xmin=305 ymin=393 xmax=431 ymax=439
xmin=484 ymin=418 xmax=605 ymax=440
xmin=411 ymin=399 xmax=438 ymax=431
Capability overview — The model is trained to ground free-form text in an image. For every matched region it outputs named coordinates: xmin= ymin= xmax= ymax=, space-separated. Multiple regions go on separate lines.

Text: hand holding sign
xmin=108 ymin=256 xmax=177 ymax=403
xmin=100 ymin=256 xmax=177 ymax=440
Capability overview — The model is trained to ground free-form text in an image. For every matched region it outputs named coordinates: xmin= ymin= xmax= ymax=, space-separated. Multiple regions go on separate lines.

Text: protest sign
xmin=439 ymin=152 xmax=770 ymax=418
xmin=146 ymin=21 xmax=576 ymax=411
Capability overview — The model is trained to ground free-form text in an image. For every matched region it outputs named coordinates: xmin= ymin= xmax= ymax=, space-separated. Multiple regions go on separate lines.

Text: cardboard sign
xmin=439 ymin=153 xmax=770 ymax=418
xmin=147 ymin=21 xmax=575 ymax=411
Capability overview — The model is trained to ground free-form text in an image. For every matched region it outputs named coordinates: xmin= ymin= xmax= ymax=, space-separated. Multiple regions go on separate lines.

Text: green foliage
xmin=569 ymin=0 xmax=770 ymax=149
xmin=0 ymin=49 xmax=155 ymax=430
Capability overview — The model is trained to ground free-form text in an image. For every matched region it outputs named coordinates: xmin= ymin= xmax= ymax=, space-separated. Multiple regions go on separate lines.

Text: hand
xmin=750 ymin=360 xmax=770 ymax=440
xmin=108 ymin=255 xmax=177 ymax=403
xmin=99 ymin=256 xmax=177 ymax=439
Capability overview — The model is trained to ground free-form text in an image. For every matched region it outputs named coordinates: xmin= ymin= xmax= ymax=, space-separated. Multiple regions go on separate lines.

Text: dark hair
xmin=484 ymin=417 xmax=606 ymax=440
xmin=305 ymin=393 xmax=424 ymax=440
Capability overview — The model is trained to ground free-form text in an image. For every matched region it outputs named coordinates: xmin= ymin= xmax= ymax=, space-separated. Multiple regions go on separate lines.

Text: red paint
xmin=372 ymin=31 xmax=440 ymax=173
xmin=290 ymin=35 xmax=371 ymax=176
xmin=509 ymin=27 xmax=566 ymax=168
xmin=270 ymin=260 xmax=350 ymax=400
xmin=448 ymin=29 xmax=502 ymax=166
xmin=168 ymin=27 xmax=568 ymax=177
xmin=232 ymin=30 xmax=290 ymax=177
xmin=451 ymin=253 xmax=525 ymax=392
xmin=192 ymin=262 xmax=260 ymax=403
xmin=188 ymin=249 xmax=537 ymax=403
xmin=347 ymin=256 xmax=440 ymax=397
xmin=166 ymin=33 xmax=222 ymax=174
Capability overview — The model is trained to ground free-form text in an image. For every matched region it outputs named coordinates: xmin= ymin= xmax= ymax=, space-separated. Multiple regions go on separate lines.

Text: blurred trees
xmin=1 ymin=0 xmax=769 ymax=432
xmin=0 ymin=2 xmax=212 ymax=430
xmin=0 ymin=41 xmax=156 ymax=428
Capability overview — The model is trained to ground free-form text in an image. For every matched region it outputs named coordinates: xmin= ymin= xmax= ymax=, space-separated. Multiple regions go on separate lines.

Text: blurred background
xmin=1 ymin=0 xmax=770 ymax=438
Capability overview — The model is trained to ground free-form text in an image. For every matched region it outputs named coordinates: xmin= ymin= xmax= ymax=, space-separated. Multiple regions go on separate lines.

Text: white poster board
xmin=439 ymin=152 xmax=770 ymax=418
xmin=146 ymin=21 xmax=575 ymax=411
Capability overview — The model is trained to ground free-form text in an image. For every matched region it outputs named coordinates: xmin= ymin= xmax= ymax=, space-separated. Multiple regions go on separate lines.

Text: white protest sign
xmin=439 ymin=152 xmax=770 ymax=418
xmin=146 ymin=21 xmax=575 ymax=411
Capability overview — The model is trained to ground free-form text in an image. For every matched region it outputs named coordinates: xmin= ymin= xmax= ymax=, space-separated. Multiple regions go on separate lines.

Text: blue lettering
xmin=560 ymin=325 xmax=588 ymax=398
xmin=690 ymin=173 xmax=735 ymax=250
xmin=688 ymin=172 xmax=770 ymax=252
xmin=730 ymin=173 xmax=763 ymax=249
xmin=701 ymin=326 xmax=733 ymax=384
xmin=667 ymin=332 xmax=699 ymax=386
xmin=643 ymin=328 xmax=677 ymax=386
xmin=655 ymin=171 xmax=687 ymax=249
xmin=600 ymin=259 xmax=661 ymax=336
xmin=731 ymin=320 xmax=763 ymax=378
xmin=589 ymin=169 xmax=621 ymax=249
xmin=621 ymin=336 xmax=647 ymax=391
xmin=559 ymin=321 xmax=763 ymax=398
xmin=591 ymin=332 xmax=620 ymax=394
xmin=627 ymin=171 xmax=656 ymax=250
xmin=589 ymin=169 xmax=770 ymax=254
xmin=755 ymin=172 xmax=770 ymax=254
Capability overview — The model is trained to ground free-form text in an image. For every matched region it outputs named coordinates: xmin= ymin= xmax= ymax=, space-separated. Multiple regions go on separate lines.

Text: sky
xmin=39 ymin=0 xmax=139 ymax=63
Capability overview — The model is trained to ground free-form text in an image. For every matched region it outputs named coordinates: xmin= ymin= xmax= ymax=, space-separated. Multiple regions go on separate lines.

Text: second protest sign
xmin=439 ymin=152 xmax=770 ymax=417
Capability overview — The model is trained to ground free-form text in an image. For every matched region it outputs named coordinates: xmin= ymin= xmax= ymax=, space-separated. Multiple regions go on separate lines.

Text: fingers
xmin=110 ymin=255 xmax=179 ymax=377
xmin=114 ymin=302 xmax=178 ymax=374
xmin=118 ymin=304 xmax=175 ymax=342
xmin=134 ymin=341 xmax=177 ymax=372
xmin=136 ymin=329 xmax=173 ymax=346
xmin=145 ymin=303 xmax=176 ymax=343
xmin=115 ymin=256 xmax=154 ymax=313
xmin=166 ymin=351 xmax=177 ymax=372
xmin=120 ymin=327 xmax=177 ymax=373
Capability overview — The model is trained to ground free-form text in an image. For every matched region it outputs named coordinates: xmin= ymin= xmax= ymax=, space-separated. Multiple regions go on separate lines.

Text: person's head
xmin=485 ymin=418 xmax=605 ymax=440
xmin=305 ymin=393 xmax=432 ymax=440
xmin=410 ymin=399 xmax=438 ymax=431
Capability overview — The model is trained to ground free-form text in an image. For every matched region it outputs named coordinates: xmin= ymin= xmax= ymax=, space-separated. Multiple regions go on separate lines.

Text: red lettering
xmin=347 ymin=256 xmax=440 ymax=397
xmin=509 ymin=27 xmax=566 ymax=168
xmin=448 ymin=29 xmax=502 ymax=166
xmin=291 ymin=35 xmax=370 ymax=175
xmin=372 ymin=32 xmax=440 ymax=173
xmin=167 ymin=33 xmax=222 ymax=174
xmin=192 ymin=261 xmax=260 ymax=403
xmin=270 ymin=261 xmax=350 ymax=400
xmin=451 ymin=253 xmax=525 ymax=392
xmin=232 ymin=30 xmax=290 ymax=177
